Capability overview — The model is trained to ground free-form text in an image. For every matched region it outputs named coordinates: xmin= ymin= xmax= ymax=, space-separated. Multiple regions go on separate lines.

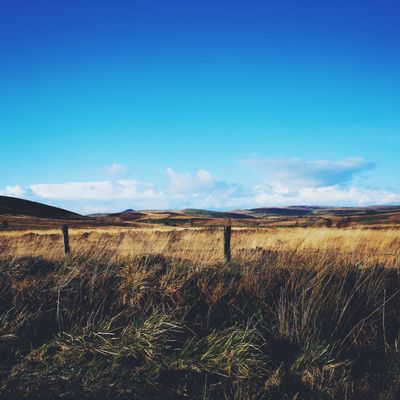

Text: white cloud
xmin=106 ymin=162 xmax=127 ymax=176
xmin=30 ymin=180 xmax=161 ymax=200
xmin=20 ymin=177 xmax=400 ymax=212
xmin=254 ymin=185 xmax=400 ymax=207
xmin=234 ymin=156 xmax=400 ymax=207
xmin=0 ymin=185 xmax=24 ymax=197
xmin=4 ymin=158 xmax=400 ymax=212
xmin=244 ymin=156 xmax=375 ymax=188
xmin=166 ymin=168 xmax=215 ymax=193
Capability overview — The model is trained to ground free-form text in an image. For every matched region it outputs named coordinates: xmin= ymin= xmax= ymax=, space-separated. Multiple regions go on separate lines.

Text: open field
xmin=1 ymin=226 xmax=400 ymax=267
xmin=2 ymin=210 xmax=400 ymax=231
xmin=1 ymin=226 xmax=400 ymax=399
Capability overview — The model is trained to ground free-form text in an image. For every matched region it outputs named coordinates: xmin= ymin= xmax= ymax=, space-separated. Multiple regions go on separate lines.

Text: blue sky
xmin=1 ymin=0 xmax=399 ymax=212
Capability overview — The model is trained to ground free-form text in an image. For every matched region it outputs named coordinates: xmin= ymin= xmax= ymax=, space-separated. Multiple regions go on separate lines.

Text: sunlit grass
xmin=1 ymin=226 xmax=399 ymax=268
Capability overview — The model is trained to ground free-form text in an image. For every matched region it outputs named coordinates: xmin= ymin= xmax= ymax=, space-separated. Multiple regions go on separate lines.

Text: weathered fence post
xmin=62 ymin=224 xmax=70 ymax=255
xmin=224 ymin=226 xmax=232 ymax=263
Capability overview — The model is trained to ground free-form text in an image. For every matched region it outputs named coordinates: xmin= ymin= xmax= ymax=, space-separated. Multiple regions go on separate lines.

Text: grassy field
xmin=1 ymin=226 xmax=400 ymax=399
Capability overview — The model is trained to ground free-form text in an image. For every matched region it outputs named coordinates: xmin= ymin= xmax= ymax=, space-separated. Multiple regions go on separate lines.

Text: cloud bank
xmin=30 ymin=180 xmax=159 ymax=200
xmin=2 ymin=157 xmax=399 ymax=213
xmin=244 ymin=156 xmax=375 ymax=188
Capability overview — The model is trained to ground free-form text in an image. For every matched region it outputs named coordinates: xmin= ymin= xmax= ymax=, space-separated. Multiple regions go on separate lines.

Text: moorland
xmin=1 ymin=195 xmax=400 ymax=399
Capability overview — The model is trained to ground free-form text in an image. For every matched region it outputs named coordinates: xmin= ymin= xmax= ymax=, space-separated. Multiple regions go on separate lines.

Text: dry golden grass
xmin=1 ymin=225 xmax=400 ymax=398
xmin=1 ymin=226 xmax=399 ymax=268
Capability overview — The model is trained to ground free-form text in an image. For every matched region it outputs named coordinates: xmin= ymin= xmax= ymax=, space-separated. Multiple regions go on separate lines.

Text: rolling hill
xmin=247 ymin=207 xmax=317 ymax=217
xmin=0 ymin=196 xmax=82 ymax=219
xmin=182 ymin=209 xmax=254 ymax=219
xmin=1 ymin=195 xmax=400 ymax=229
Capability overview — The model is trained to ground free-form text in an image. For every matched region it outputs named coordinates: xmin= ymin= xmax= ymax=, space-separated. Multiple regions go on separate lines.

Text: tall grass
xmin=0 ymin=227 xmax=400 ymax=398
xmin=1 ymin=226 xmax=399 ymax=267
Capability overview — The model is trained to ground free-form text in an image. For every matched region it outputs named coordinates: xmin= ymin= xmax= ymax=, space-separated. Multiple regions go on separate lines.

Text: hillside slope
xmin=0 ymin=196 xmax=82 ymax=219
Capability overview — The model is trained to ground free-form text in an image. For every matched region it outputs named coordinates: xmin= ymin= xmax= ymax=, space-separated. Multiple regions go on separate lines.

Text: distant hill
xmin=4 ymin=195 xmax=399 ymax=229
xmin=0 ymin=196 xmax=82 ymax=219
xmin=248 ymin=207 xmax=316 ymax=216
xmin=182 ymin=209 xmax=254 ymax=219
xmin=108 ymin=210 xmax=145 ymax=220
xmin=314 ymin=206 xmax=400 ymax=216
xmin=248 ymin=206 xmax=400 ymax=217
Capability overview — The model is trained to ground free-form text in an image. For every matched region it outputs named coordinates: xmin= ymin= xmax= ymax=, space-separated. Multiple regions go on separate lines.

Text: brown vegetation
xmin=0 ymin=227 xmax=400 ymax=399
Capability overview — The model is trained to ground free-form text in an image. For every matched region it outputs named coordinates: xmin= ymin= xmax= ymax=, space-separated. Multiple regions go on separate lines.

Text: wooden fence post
xmin=224 ymin=226 xmax=232 ymax=263
xmin=62 ymin=225 xmax=70 ymax=255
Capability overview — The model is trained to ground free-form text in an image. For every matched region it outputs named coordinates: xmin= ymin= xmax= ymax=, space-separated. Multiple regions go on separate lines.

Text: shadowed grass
xmin=0 ymin=228 xmax=400 ymax=398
